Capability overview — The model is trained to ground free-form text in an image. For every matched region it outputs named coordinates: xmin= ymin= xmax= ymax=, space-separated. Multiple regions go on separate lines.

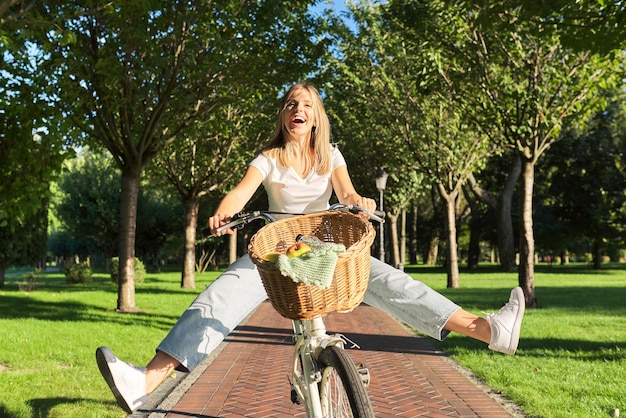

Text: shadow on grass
xmin=0 ymin=273 xmax=210 ymax=332
xmin=0 ymin=403 xmax=19 ymax=418
xmin=438 ymin=336 xmax=626 ymax=361
xmin=0 ymin=293 xmax=181 ymax=332
xmin=0 ymin=398 xmax=114 ymax=418
xmin=26 ymin=398 xmax=110 ymax=418
xmin=425 ymin=285 xmax=626 ymax=313
xmin=5 ymin=269 xmax=215 ymax=292
xmin=403 ymin=262 xmax=626 ymax=276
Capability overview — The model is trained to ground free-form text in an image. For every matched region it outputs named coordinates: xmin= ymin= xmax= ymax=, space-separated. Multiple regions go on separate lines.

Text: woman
xmin=96 ymin=82 xmax=525 ymax=414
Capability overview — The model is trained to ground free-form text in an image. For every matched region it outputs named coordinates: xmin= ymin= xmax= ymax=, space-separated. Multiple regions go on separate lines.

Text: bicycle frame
xmin=291 ymin=316 xmax=346 ymax=417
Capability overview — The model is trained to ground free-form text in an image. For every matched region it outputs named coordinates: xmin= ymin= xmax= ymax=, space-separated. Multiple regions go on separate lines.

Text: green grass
xmin=411 ymin=263 xmax=626 ymax=418
xmin=1 ymin=263 xmax=625 ymax=417
xmin=0 ymin=269 xmax=221 ymax=418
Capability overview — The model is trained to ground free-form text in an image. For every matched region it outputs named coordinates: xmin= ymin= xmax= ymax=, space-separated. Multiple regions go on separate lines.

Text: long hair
xmin=264 ymin=83 xmax=332 ymax=175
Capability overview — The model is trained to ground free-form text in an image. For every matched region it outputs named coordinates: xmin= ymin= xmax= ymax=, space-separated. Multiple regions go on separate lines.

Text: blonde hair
xmin=264 ymin=83 xmax=332 ymax=175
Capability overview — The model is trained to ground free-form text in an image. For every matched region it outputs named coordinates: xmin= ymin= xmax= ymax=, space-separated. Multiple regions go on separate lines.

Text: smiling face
xmin=282 ymin=87 xmax=316 ymax=141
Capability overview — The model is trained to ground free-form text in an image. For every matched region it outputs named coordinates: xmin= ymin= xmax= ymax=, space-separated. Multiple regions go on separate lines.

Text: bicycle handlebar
xmin=202 ymin=204 xmax=385 ymax=239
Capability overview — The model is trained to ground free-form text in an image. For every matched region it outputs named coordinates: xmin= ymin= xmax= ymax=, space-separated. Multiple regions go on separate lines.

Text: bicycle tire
xmin=318 ymin=346 xmax=375 ymax=417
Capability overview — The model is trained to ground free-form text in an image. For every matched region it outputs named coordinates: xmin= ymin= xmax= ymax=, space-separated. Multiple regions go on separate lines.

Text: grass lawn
xmin=0 ymin=268 xmax=221 ymax=418
xmin=0 ymin=263 xmax=624 ymax=417
xmin=414 ymin=263 xmax=626 ymax=418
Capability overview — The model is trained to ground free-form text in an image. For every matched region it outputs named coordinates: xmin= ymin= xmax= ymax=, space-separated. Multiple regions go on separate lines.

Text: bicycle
xmin=205 ymin=204 xmax=384 ymax=417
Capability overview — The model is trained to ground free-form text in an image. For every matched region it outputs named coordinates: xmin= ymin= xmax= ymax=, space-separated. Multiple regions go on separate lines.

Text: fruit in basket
xmin=263 ymin=252 xmax=282 ymax=263
xmin=286 ymin=242 xmax=312 ymax=258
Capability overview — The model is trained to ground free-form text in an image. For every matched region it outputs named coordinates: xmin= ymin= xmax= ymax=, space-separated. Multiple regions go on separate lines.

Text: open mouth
xmin=291 ymin=116 xmax=306 ymax=125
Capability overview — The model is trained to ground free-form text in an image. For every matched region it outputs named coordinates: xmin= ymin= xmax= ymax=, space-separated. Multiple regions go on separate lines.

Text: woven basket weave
xmin=248 ymin=211 xmax=375 ymax=320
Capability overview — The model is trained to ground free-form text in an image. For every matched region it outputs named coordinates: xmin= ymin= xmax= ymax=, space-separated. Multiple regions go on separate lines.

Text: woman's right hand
xmin=208 ymin=213 xmax=233 ymax=236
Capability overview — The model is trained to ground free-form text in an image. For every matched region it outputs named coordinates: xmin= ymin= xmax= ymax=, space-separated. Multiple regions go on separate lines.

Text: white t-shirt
xmin=249 ymin=147 xmax=347 ymax=214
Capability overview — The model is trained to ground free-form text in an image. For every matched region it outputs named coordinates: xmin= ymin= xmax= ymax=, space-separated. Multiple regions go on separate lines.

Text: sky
xmin=309 ymin=0 xmax=357 ymax=31
xmin=309 ymin=0 xmax=351 ymax=16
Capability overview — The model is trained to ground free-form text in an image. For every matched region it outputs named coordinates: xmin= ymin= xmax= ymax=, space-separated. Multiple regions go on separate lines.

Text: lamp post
xmin=375 ymin=168 xmax=388 ymax=262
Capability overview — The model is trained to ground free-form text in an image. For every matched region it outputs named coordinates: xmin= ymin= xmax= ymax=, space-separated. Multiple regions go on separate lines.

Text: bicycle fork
xmin=289 ymin=317 xmax=371 ymax=417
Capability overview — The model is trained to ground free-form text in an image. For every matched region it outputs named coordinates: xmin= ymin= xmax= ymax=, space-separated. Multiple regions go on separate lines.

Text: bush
xmin=65 ymin=261 xmax=92 ymax=284
xmin=18 ymin=271 xmax=42 ymax=291
xmin=110 ymin=257 xmax=146 ymax=285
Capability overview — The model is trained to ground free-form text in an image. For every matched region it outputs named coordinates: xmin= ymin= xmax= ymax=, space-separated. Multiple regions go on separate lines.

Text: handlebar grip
xmin=202 ymin=216 xmax=243 ymax=238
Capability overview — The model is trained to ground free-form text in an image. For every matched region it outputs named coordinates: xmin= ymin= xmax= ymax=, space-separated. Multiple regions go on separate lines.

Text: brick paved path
xmin=151 ymin=301 xmax=516 ymax=418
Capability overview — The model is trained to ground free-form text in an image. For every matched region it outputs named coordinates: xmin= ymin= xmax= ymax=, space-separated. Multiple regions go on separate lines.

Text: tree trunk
xmin=117 ymin=168 xmax=140 ymax=312
xmin=426 ymin=235 xmax=439 ymax=265
xmin=468 ymin=211 xmax=481 ymax=269
xmin=439 ymin=185 xmax=460 ymax=288
xmin=497 ymin=155 xmax=521 ymax=272
xmin=181 ymin=197 xmax=198 ymax=289
xmin=462 ymin=185 xmax=481 ymax=269
xmin=388 ymin=212 xmax=401 ymax=269
xmin=593 ymin=238 xmax=602 ymax=270
xmin=426 ymin=185 xmax=441 ymax=265
xmin=409 ymin=205 xmax=418 ymax=264
xmin=518 ymin=157 xmax=537 ymax=308
xmin=467 ymin=154 xmax=520 ymax=272
xmin=0 ymin=266 xmax=5 ymax=288
xmin=399 ymin=209 xmax=406 ymax=269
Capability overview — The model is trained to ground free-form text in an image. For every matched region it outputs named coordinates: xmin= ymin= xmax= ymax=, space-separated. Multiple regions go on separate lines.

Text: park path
xmin=133 ymin=301 xmax=522 ymax=417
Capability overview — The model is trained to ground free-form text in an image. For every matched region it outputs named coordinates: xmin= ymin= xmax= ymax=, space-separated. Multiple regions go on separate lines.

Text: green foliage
xmin=110 ymin=257 xmax=145 ymax=285
xmin=50 ymin=151 xmax=184 ymax=268
xmin=64 ymin=261 xmax=92 ymax=284
xmin=39 ymin=0 xmax=325 ymax=308
xmin=463 ymin=0 xmax=626 ymax=54
xmin=53 ymin=151 xmax=120 ymax=262
xmin=535 ymin=88 xmax=626 ymax=259
xmin=0 ymin=204 xmax=48 ymax=275
xmin=0 ymin=3 xmax=74 ymax=226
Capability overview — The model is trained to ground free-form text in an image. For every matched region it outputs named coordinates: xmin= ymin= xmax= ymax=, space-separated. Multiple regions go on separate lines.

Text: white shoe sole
xmin=506 ymin=287 xmax=525 ymax=354
xmin=96 ymin=346 xmax=135 ymax=413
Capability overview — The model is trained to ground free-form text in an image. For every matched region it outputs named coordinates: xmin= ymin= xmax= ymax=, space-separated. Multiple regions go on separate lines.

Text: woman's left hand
xmin=352 ymin=195 xmax=377 ymax=213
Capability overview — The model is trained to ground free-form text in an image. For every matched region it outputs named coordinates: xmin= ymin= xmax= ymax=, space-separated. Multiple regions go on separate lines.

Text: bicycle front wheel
xmin=318 ymin=346 xmax=375 ymax=417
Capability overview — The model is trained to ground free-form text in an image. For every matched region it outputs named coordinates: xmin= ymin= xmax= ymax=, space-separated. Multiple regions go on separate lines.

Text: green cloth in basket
xmin=274 ymin=237 xmax=346 ymax=289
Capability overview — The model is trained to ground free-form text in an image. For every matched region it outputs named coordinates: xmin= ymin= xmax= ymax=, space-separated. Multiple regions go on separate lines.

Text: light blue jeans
xmin=157 ymin=255 xmax=460 ymax=371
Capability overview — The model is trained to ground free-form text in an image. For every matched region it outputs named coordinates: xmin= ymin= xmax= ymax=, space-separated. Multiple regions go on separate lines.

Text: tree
xmin=452 ymin=2 xmax=624 ymax=306
xmin=322 ymin=2 xmax=427 ymax=268
xmin=466 ymin=153 xmax=521 ymax=272
xmin=52 ymin=151 xmax=182 ymax=269
xmin=0 ymin=205 xmax=47 ymax=287
xmin=389 ymin=0 xmax=624 ymax=303
xmin=46 ymin=0 xmax=322 ymax=311
xmin=54 ymin=152 xmax=121 ymax=264
xmin=157 ymin=98 xmax=270 ymax=287
xmin=328 ymin=1 xmax=497 ymax=287
xmin=536 ymin=89 xmax=626 ymax=267
xmin=154 ymin=4 xmax=330 ymax=288
xmin=1 ymin=56 xmax=68 ymax=284
xmin=1 ymin=27 xmax=70 ymax=225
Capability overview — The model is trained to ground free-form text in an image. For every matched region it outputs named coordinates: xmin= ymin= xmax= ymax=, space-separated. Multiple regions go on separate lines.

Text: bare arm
xmin=208 ymin=166 xmax=263 ymax=235
xmin=331 ymin=165 xmax=377 ymax=213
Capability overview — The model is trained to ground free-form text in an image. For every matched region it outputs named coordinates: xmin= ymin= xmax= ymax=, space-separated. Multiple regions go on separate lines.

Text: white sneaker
xmin=486 ymin=287 xmax=525 ymax=355
xmin=96 ymin=346 xmax=148 ymax=413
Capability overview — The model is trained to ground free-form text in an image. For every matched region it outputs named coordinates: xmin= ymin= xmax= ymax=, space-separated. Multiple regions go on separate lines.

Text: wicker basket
xmin=248 ymin=211 xmax=375 ymax=320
